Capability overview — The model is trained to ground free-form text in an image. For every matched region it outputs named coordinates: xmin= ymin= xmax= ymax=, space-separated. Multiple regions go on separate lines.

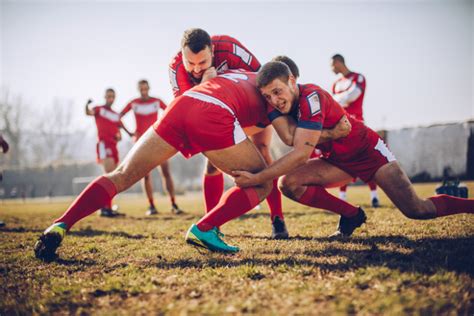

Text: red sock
xmin=203 ymin=173 xmax=224 ymax=213
xmin=266 ymin=178 xmax=283 ymax=220
xmin=54 ymin=176 xmax=117 ymax=230
xmin=298 ymin=186 xmax=359 ymax=217
xmin=197 ymin=187 xmax=259 ymax=231
xmin=429 ymin=194 xmax=474 ymax=217
xmin=106 ymin=199 xmax=112 ymax=209
xmin=340 ymin=185 xmax=348 ymax=192
xmin=368 ymin=181 xmax=377 ymax=191
xmin=149 ymin=198 xmax=155 ymax=209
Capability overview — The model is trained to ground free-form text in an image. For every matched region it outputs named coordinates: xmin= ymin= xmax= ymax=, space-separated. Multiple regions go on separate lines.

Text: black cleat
xmin=100 ymin=207 xmax=125 ymax=217
xmin=171 ymin=203 xmax=184 ymax=215
xmin=0 ymin=220 xmax=5 ymax=228
xmin=146 ymin=206 xmax=158 ymax=216
xmin=329 ymin=208 xmax=367 ymax=238
xmin=371 ymin=197 xmax=380 ymax=208
xmin=34 ymin=223 xmax=66 ymax=261
xmin=271 ymin=216 xmax=289 ymax=239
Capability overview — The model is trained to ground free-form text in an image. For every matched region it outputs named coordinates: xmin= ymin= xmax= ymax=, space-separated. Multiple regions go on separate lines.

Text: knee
xmin=278 ymin=175 xmax=299 ymax=198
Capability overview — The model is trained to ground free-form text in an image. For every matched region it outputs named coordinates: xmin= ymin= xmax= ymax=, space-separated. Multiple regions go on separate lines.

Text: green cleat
xmin=34 ymin=222 xmax=67 ymax=261
xmin=185 ymin=224 xmax=239 ymax=253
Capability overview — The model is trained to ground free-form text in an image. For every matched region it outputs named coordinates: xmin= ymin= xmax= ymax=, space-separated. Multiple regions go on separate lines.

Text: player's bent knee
xmin=278 ymin=175 xmax=299 ymax=198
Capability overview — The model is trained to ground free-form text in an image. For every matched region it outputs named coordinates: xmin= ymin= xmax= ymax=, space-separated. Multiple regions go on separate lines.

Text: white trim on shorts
xmin=374 ymin=138 xmax=396 ymax=162
xmin=98 ymin=141 xmax=107 ymax=160
xmin=183 ymin=91 xmax=247 ymax=145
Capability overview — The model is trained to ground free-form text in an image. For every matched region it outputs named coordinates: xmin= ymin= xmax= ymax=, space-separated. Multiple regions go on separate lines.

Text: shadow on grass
xmin=69 ymin=229 xmax=145 ymax=239
xmin=153 ymin=235 xmax=474 ymax=276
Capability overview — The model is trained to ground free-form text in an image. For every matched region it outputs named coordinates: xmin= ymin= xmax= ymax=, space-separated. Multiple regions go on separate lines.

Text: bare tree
xmin=0 ymin=90 xmax=25 ymax=166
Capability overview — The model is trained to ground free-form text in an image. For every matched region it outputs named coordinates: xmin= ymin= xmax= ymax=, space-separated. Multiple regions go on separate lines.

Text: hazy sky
xmin=1 ymin=0 xmax=473 ymax=133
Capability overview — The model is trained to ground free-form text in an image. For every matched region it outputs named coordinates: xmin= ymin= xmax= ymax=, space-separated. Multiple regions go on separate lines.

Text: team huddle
xmin=34 ymin=28 xmax=474 ymax=259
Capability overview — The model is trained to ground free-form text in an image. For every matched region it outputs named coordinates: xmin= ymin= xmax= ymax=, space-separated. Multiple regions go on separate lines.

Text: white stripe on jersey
xmin=132 ymin=102 xmax=159 ymax=115
xmin=169 ymin=67 xmax=178 ymax=90
xmin=99 ymin=108 xmax=120 ymax=122
xmin=233 ymin=44 xmax=252 ymax=65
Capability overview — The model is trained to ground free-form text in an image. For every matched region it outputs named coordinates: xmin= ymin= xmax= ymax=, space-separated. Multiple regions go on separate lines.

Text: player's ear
xmin=288 ymin=74 xmax=297 ymax=88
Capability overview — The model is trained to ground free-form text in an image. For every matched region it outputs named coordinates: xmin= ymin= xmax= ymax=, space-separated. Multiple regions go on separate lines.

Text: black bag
xmin=435 ymin=179 xmax=468 ymax=198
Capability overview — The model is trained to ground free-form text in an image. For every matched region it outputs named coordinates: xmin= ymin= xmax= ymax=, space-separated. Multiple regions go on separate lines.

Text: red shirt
xmin=92 ymin=105 xmax=121 ymax=143
xmin=183 ymin=71 xmax=269 ymax=128
xmin=120 ymin=97 xmax=167 ymax=136
xmin=169 ymin=35 xmax=261 ymax=98
xmin=331 ymin=72 xmax=366 ymax=121
xmin=268 ymin=83 xmax=371 ymax=161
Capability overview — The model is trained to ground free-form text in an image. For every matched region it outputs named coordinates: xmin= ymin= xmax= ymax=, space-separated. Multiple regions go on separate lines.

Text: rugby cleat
xmin=329 ymin=208 xmax=367 ymax=238
xmin=185 ymin=224 xmax=239 ymax=253
xmin=34 ymin=222 xmax=67 ymax=261
xmin=146 ymin=206 xmax=158 ymax=216
xmin=371 ymin=197 xmax=380 ymax=208
xmin=271 ymin=216 xmax=289 ymax=239
xmin=171 ymin=203 xmax=184 ymax=215
xmin=0 ymin=220 xmax=5 ymax=228
xmin=100 ymin=207 xmax=125 ymax=217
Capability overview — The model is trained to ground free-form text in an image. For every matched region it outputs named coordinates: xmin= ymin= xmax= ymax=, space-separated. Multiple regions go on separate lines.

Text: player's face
xmin=260 ymin=76 xmax=298 ymax=114
xmin=139 ymin=83 xmax=149 ymax=98
xmin=105 ymin=91 xmax=115 ymax=106
xmin=331 ymin=59 xmax=341 ymax=74
xmin=182 ymin=45 xmax=213 ymax=80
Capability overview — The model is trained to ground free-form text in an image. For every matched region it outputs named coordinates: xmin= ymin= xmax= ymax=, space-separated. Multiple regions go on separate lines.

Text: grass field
xmin=1 ymin=182 xmax=473 ymax=315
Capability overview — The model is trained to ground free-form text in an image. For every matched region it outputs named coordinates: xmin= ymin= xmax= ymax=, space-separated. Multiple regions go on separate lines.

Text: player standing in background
xmin=233 ymin=61 xmax=474 ymax=238
xmin=120 ymin=80 xmax=183 ymax=215
xmin=331 ymin=54 xmax=380 ymax=208
xmin=0 ymin=134 xmax=9 ymax=227
xmin=169 ymin=28 xmax=288 ymax=239
xmin=86 ymin=88 xmax=131 ymax=217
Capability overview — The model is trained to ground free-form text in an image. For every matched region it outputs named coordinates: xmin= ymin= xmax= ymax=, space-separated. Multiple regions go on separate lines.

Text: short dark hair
xmin=256 ymin=61 xmax=291 ymax=89
xmin=181 ymin=28 xmax=212 ymax=53
xmin=271 ymin=55 xmax=300 ymax=78
xmin=332 ymin=54 xmax=345 ymax=64
xmin=138 ymin=79 xmax=149 ymax=86
xmin=105 ymin=88 xmax=115 ymax=94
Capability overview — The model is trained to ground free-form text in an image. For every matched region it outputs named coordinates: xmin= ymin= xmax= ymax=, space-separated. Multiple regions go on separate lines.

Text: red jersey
xmin=120 ymin=97 xmax=167 ymax=137
xmin=331 ymin=72 xmax=366 ymax=121
xmin=268 ymin=83 xmax=373 ymax=162
xmin=169 ymin=35 xmax=261 ymax=98
xmin=182 ymin=71 xmax=269 ymax=128
xmin=92 ymin=105 xmax=121 ymax=144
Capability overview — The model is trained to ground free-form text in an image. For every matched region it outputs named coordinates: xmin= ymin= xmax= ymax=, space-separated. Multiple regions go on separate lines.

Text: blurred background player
xmin=331 ymin=54 xmax=380 ymax=208
xmin=0 ymin=134 xmax=9 ymax=227
xmin=120 ymin=80 xmax=183 ymax=215
xmin=169 ymin=28 xmax=288 ymax=239
xmin=86 ymin=88 xmax=131 ymax=217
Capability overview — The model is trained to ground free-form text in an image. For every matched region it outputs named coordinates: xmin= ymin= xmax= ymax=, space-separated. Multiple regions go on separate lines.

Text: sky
xmin=1 ymin=0 xmax=473 ymax=133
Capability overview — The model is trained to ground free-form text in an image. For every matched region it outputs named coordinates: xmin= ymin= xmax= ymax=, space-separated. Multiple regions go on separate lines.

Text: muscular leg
xmin=251 ymin=126 xmax=284 ymax=220
xmin=101 ymin=158 xmax=117 ymax=209
xmin=374 ymin=161 xmax=473 ymax=219
xmin=196 ymin=138 xmax=273 ymax=230
xmin=55 ymin=129 xmax=178 ymax=229
xmin=279 ymin=158 xmax=360 ymax=217
xmin=159 ymin=160 xmax=180 ymax=209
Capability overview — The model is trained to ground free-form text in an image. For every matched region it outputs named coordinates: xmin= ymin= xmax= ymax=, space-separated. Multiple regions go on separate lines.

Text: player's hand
xmin=332 ymin=116 xmax=352 ymax=139
xmin=232 ymin=170 xmax=260 ymax=188
xmin=86 ymin=99 xmax=93 ymax=105
xmin=0 ymin=137 xmax=9 ymax=154
xmin=115 ymin=133 xmax=122 ymax=142
xmin=201 ymin=67 xmax=217 ymax=82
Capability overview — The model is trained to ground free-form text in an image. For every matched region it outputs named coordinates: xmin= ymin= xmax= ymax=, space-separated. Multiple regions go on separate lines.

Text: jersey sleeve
xmin=266 ymin=102 xmax=283 ymax=122
xmin=222 ymin=36 xmax=261 ymax=72
xmin=92 ymin=106 xmax=100 ymax=116
xmin=120 ymin=101 xmax=133 ymax=117
xmin=297 ymin=91 xmax=324 ymax=130
xmin=158 ymin=98 xmax=168 ymax=110
xmin=169 ymin=52 xmax=195 ymax=98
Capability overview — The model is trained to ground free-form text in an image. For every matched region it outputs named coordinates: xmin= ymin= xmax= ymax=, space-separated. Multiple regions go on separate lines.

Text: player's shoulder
xmin=298 ymin=84 xmax=324 ymax=116
xmin=350 ymin=71 xmax=365 ymax=83
xmin=211 ymin=34 xmax=243 ymax=50
xmin=169 ymin=50 xmax=184 ymax=69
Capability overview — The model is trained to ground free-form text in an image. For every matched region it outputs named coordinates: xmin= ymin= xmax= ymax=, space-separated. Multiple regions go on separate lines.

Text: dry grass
xmin=1 ymin=182 xmax=473 ymax=315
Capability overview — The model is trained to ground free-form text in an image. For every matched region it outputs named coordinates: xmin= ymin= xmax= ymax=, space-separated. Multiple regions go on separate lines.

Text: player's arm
xmin=233 ymin=127 xmax=320 ymax=187
xmin=170 ymin=63 xmax=195 ymax=98
xmin=0 ymin=135 xmax=9 ymax=154
xmin=319 ymin=115 xmax=352 ymax=143
xmin=120 ymin=101 xmax=132 ymax=118
xmin=119 ymin=121 xmax=134 ymax=138
xmin=85 ymin=99 xmax=94 ymax=116
xmin=271 ymin=115 xmax=297 ymax=146
xmin=333 ymin=78 xmax=364 ymax=106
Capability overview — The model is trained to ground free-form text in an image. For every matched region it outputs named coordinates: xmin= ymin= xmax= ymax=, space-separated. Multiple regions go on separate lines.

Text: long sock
xmin=368 ymin=180 xmax=377 ymax=191
xmin=429 ymin=194 xmax=474 ymax=217
xmin=197 ymin=187 xmax=259 ymax=231
xmin=298 ymin=186 xmax=358 ymax=217
xmin=106 ymin=199 xmax=112 ymax=209
xmin=54 ymin=176 xmax=117 ymax=230
xmin=203 ymin=173 xmax=224 ymax=213
xmin=266 ymin=178 xmax=283 ymax=220
xmin=148 ymin=198 xmax=155 ymax=209
xmin=170 ymin=196 xmax=176 ymax=205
